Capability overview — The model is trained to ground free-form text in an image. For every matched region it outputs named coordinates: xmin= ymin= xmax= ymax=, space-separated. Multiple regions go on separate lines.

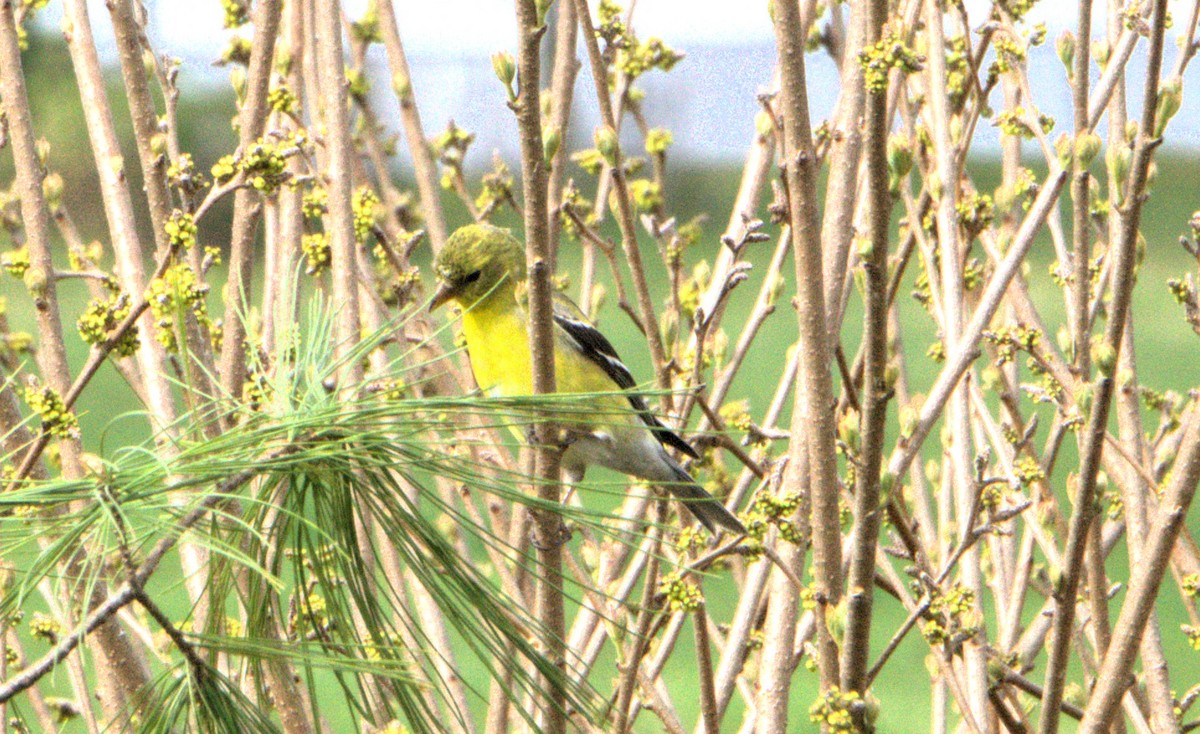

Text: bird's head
xmin=429 ymin=223 xmax=527 ymax=312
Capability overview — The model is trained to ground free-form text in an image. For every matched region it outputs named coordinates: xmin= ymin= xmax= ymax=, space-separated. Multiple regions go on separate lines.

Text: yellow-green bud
xmin=1091 ymin=341 xmax=1117 ymax=377
xmin=23 ymin=266 xmax=47 ymax=296
xmin=594 ymin=125 xmax=619 ymax=166
xmin=645 ymin=127 xmax=673 ymax=155
xmin=764 ymin=270 xmax=783 ymax=307
xmin=878 ymin=471 xmax=895 ymax=506
xmin=899 ymin=405 xmax=918 ymax=439
xmin=1154 ymin=76 xmax=1182 ymax=137
xmin=42 ymin=173 xmax=63 ymax=211
xmin=1091 ymin=40 xmax=1110 ymax=68
xmin=542 ymin=125 xmax=561 ymax=166
xmin=1074 ymin=132 xmax=1102 ymax=168
xmin=949 ymin=114 xmax=963 ymax=146
xmin=535 ymin=0 xmax=551 ymax=25
xmin=1054 ymin=134 xmax=1073 ymax=169
xmin=1076 ymin=382 xmax=1094 ymax=415
xmin=863 ymin=692 xmax=881 ymax=726
xmin=1118 ymin=368 xmax=1135 ymax=390
xmin=755 ymin=110 xmax=774 ymax=139
xmin=1056 ymin=324 xmax=1073 ymax=361
xmin=1064 ymin=683 xmax=1086 ymax=709
xmin=855 ymin=233 xmax=873 ymax=259
xmin=927 ymin=172 xmax=942 ymax=200
xmin=825 ymin=600 xmax=847 ymax=647
xmin=887 ymin=133 xmax=913 ymax=180
xmin=838 ymin=407 xmax=860 ymax=449
xmin=1056 ymin=31 xmax=1076 ymax=76
xmin=150 ymin=132 xmax=169 ymax=158
xmin=1107 ymin=145 xmax=1131 ymax=188
xmin=491 ymin=51 xmax=516 ymax=101
xmin=35 ymin=138 xmax=50 ymax=167
xmin=925 ymin=458 xmax=940 ymax=486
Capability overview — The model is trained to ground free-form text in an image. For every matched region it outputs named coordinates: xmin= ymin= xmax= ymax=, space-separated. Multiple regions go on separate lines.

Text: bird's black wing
xmin=552 ymin=305 xmax=699 ymax=459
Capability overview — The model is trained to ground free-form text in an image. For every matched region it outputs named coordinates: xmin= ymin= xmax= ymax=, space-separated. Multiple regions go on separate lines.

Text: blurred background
xmin=27 ymin=0 xmax=1200 ymax=170
xmin=7 ymin=3 xmax=1200 ymax=731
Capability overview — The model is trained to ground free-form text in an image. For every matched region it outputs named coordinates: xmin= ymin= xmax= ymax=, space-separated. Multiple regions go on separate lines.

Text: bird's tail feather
xmin=665 ymin=460 xmax=747 ymax=535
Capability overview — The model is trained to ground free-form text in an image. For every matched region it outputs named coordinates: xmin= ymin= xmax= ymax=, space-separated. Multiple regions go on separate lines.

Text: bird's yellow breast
xmin=458 ymin=298 xmax=633 ymax=430
xmin=460 ymin=302 xmax=533 ymax=397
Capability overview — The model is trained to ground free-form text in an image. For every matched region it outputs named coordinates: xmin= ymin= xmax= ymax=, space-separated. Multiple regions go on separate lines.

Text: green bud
xmin=837 ymin=407 xmax=861 ymax=449
xmin=1154 ymin=77 xmax=1182 ymax=137
xmin=927 ymin=172 xmax=942 ymax=200
xmin=1047 ymin=560 xmax=1063 ymax=589
xmin=1056 ymin=31 xmax=1076 ymax=76
xmin=1074 ymin=132 xmax=1102 ymax=168
xmin=863 ymin=692 xmax=881 ymax=726
xmin=949 ymin=115 xmax=963 ymax=146
xmin=1056 ymin=324 xmax=1072 ymax=359
xmin=924 ymin=458 xmax=940 ymax=486
xmin=1076 ymin=382 xmax=1094 ymax=415
xmin=1118 ymin=367 xmax=1135 ymax=390
xmin=884 ymin=362 xmax=899 ymax=390
xmin=491 ymin=51 xmax=516 ymax=101
xmin=1125 ymin=120 xmax=1139 ymax=144
xmin=594 ymin=125 xmax=619 ymax=166
xmin=887 ymin=133 xmax=913 ymax=179
xmin=1091 ymin=341 xmax=1117 ymax=377
xmin=755 ymin=110 xmax=774 ymax=139
xmin=899 ymin=405 xmax=918 ymax=439
xmin=1054 ymin=134 xmax=1073 ymax=169
xmin=645 ymin=127 xmax=674 ymax=155
xmin=856 ymin=234 xmax=873 ymax=259
xmin=825 ymin=599 xmax=847 ymax=647
xmin=23 ymin=266 xmax=47 ymax=296
xmin=878 ymin=471 xmax=896 ymax=506
xmin=150 ymin=132 xmax=169 ymax=158
xmin=1107 ymin=145 xmax=1131 ymax=188
xmin=542 ymin=125 xmax=561 ymax=166
xmin=1064 ymin=683 xmax=1086 ymax=708
xmin=1091 ymin=40 xmax=1110 ymax=68
xmin=42 ymin=173 xmax=63 ymax=211
xmin=35 ymin=138 xmax=50 ymax=167
xmin=764 ymin=270 xmax=783 ymax=307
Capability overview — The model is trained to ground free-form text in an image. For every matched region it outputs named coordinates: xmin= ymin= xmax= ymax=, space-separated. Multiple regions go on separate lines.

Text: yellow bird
xmin=429 ymin=223 xmax=745 ymax=535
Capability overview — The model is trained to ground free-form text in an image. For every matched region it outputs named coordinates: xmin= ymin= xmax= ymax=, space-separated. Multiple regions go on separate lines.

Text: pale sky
xmin=34 ymin=1 xmax=1200 ymax=159
xmin=110 ymin=1 xmax=1200 ymax=59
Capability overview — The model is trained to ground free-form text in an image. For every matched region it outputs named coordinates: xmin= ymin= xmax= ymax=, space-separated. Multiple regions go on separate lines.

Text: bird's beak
xmin=428 ymin=280 xmax=457 ymax=313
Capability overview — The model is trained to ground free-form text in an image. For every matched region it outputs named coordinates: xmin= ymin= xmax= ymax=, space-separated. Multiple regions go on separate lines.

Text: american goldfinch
xmin=430 ymin=223 xmax=745 ymax=534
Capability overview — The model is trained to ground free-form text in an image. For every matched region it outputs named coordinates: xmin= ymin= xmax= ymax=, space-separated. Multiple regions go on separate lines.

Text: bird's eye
xmin=463 ymin=270 xmax=482 ymax=284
